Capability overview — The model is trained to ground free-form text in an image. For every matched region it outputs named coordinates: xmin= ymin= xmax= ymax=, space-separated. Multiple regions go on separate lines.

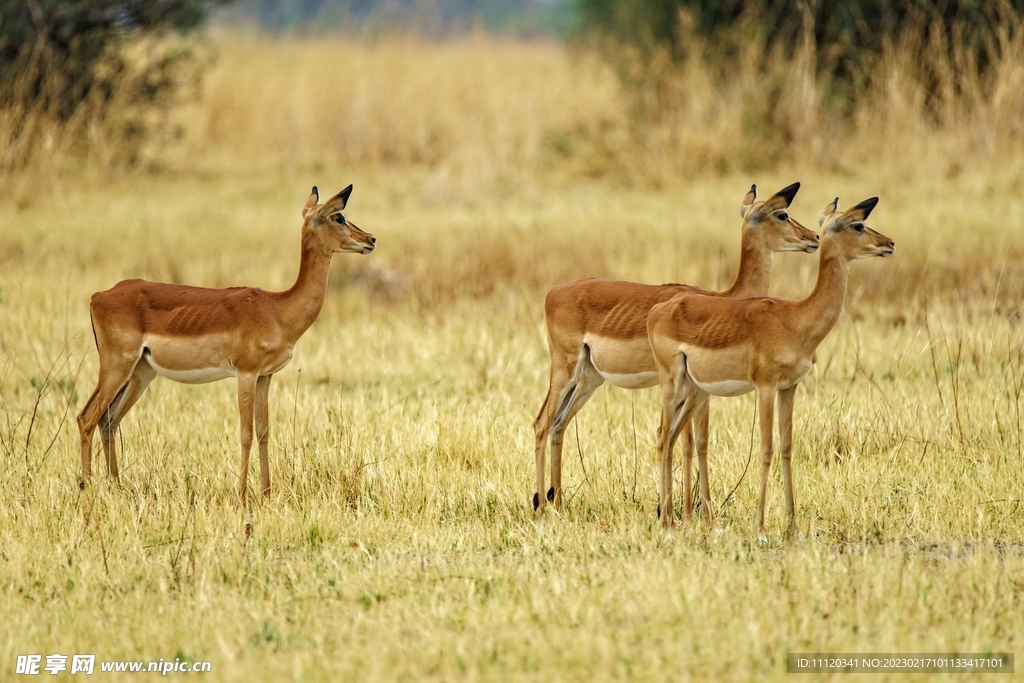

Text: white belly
xmin=596 ymin=370 xmax=659 ymax=389
xmin=692 ymin=378 xmax=755 ymax=397
xmin=144 ymin=354 xmax=237 ymax=385
xmin=585 ymin=334 xmax=659 ymax=389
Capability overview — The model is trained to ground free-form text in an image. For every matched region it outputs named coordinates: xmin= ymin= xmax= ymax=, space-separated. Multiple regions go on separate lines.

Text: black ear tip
xmin=750 ymin=184 xmax=756 ymax=194
xmin=776 ymin=181 xmax=800 ymax=204
xmin=311 ymin=186 xmax=318 ymax=195
xmin=833 ymin=197 xmax=839 ymax=206
xmin=848 ymin=196 xmax=879 ymax=219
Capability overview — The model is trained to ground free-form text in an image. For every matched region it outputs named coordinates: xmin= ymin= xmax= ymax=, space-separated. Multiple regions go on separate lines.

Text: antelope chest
xmin=777 ymin=358 xmax=814 ymax=390
xmin=262 ymin=348 xmax=293 ymax=376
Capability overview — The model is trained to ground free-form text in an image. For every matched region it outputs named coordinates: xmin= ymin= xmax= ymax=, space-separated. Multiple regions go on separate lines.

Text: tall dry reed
xmin=3 ymin=19 xmax=1023 ymax=197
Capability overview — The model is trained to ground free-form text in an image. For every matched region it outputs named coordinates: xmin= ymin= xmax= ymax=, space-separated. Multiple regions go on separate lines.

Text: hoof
xmin=78 ymin=479 xmax=85 ymax=491
xmin=533 ymin=492 xmax=540 ymax=511
xmin=547 ymin=487 xmax=555 ymax=502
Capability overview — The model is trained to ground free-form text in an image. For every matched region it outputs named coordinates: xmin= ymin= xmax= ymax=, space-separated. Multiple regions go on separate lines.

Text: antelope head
xmin=819 ymin=197 xmax=895 ymax=259
xmin=740 ymin=181 xmax=820 ymax=253
xmin=301 ymin=185 xmax=376 ymax=255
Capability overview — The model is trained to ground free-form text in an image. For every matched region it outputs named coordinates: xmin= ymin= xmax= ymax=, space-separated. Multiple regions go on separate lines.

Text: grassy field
xmin=2 ymin=34 xmax=1024 ymax=681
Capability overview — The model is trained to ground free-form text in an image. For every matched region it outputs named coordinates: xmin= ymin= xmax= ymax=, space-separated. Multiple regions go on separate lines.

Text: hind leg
xmin=655 ymin=367 xmax=688 ymax=528
xmin=99 ymin=359 xmax=157 ymax=480
xmin=534 ymin=359 xmax=571 ymax=514
xmin=656 ymin=357 xmax=708 ymax=529
xmin=548 ymin=347 xmax=604 ymax=510
xmin=77 ymin=353 xmax=141 ymax=485
xmin=679 ymin=398 xmax=712 ymax=525
xmin=693 ymin=400 xmax=713 ymax=524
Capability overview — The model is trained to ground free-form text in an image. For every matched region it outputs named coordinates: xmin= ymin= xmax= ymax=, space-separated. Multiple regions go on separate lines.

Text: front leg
xmin=255 ymin=375 xmax=273 ymax=498
xmin=777 ymin=384 xmax=798 ymax=537
xmin=680 ymin=419 xmax=695 ymax=525
xmin=236 ymin=372 xmax=258 ymax=504
xmin=655 ymin=379 xmax=677 ymax=530
xmin=754 ymin=385 xmax=777 ymax=542
xmin=693 ymin=400 xmax=712 ymax=525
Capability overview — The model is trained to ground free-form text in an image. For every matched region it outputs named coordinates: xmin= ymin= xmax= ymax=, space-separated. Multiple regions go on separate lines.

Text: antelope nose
xmin=371 ymin=237 xmax=376 ymax=244
xmin=889 ymin=241 xmax=895 ymax=247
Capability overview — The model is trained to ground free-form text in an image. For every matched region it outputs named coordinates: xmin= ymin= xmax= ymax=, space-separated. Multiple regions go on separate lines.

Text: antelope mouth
xmin=804 ymin=241 xmax=820 ymax=253
xmin=879 ymin=246 xmax=895 ymax=257
xmin=362 ymin=244 xmax=376 ymax=254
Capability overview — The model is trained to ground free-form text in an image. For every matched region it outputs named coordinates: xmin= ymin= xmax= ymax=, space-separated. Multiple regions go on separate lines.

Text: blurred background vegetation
xmin=1 ymin=0 xmax=1022 ymax=198
xmin=228 ymin=0 xmax=576 ymax=34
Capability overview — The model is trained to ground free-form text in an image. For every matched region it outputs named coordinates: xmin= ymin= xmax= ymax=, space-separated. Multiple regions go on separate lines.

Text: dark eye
xmin=853 ymin=222 xmax=865 ymax=232
xmin=334 ymin=213 xmax=346 ymax=225
xmin=777 ymin=212 xmax=789 ymax=221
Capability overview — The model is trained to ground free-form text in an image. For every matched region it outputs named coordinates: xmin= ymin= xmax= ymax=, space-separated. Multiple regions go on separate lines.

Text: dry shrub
xmin=588 ymin=6 xmax=1024 ymax=180
xmin=0 ymin=34 xmax=209 ymax=204
xmin=852 ymin=10 xmax=1024 ymax=164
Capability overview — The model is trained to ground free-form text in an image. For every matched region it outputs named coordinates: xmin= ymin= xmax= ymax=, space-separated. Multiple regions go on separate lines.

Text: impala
xmin=647 ymin=197 xmax=894 ymax=537
xmin=533 ymin=182 xmax=819 ymax=515
xmin=76 ymin=185 xmax=375 ymax=500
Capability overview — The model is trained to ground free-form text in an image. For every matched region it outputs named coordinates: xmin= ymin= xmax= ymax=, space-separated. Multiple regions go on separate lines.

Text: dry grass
xmin=1 ymin=32 xmax=1023 ymax=681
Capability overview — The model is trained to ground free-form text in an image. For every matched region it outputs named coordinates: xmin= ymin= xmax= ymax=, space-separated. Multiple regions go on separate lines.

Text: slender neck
xmin=797 ymin=245 xmax=851 ymax=347
xmin=280 ymin=238 xmax=333 ymax=342
xmin=721 ymin=236 xmax=773 ymax=298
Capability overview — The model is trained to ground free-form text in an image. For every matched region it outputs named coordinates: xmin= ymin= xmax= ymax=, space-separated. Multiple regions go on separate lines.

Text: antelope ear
xmin=749 ymin=181 xmax=799 ymax=221
xmin=319 ymin=184 xmax=353 ymax=215
xmin=740 ymin=184 xmax=756 ymax=218
xmin=767 ymin=181 xmax=800 ymax=208
xmin=848 ymin=196 xmax=879 ymax=221
xmin=819 ymin=197 xmax=839 ymax=227
xmin=302 ymin=186 xmax=319 ymax=218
